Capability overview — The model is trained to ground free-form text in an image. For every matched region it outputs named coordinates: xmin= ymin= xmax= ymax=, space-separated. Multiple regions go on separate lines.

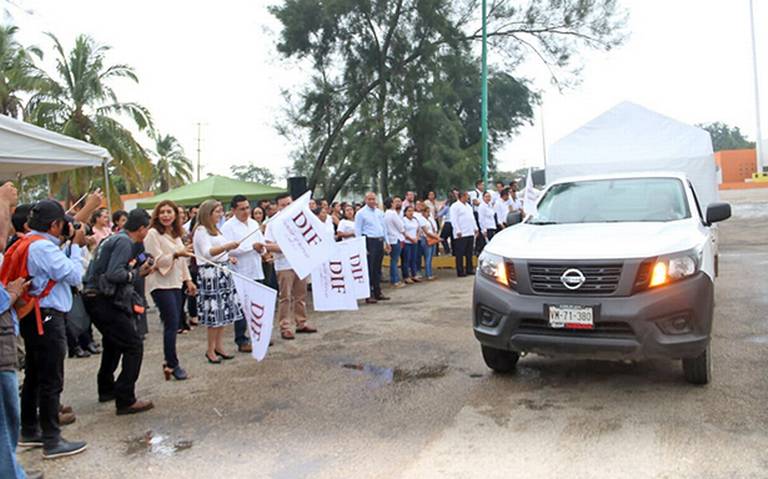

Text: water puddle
xmin=124 ymin=430 xmax=193 ymax=457
xmin=744 ymin=335 xmax=768 ymax=344
xmin=341 ymin=363 xmax=448 ymax=386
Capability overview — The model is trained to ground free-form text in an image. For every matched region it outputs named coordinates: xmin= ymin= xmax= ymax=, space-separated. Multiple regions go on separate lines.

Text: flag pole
xmin=481 ymin=0 xmax=489 ymax=186
xmin=749 ymin=0 xmax=765 ymax=176
xmin=194 ymin=254 xmax=271 ymax=288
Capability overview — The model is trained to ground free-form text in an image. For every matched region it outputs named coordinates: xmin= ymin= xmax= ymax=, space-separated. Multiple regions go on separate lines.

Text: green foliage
xmin=230 ymin=163 xmax=277 ymax=186
xmin=0 ymin=24 xmax=44 ymax=118
xmin=698 ymin=122 xmax=756 ymax=152
xmin=152 ymin=132 xmax=192 ymax=193
xmin=25 ymin=33 xmax=154 ymax=202
xmin=271 ymin=0 xmax=627 ymax=198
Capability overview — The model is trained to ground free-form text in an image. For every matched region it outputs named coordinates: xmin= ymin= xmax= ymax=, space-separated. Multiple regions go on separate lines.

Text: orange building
xmin=714 ymin=149 xmax=768 ymax=189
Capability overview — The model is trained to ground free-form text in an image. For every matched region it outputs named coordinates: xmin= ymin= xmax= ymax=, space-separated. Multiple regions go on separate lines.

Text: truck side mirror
xmin=705 ymin=202 xmax=731 ymax=225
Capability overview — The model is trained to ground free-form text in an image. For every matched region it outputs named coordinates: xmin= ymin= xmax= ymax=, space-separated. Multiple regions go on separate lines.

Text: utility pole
xmin=196 ymin=122 xmax=202 ymax=182
xmin=540 ymin=103 xmax=548 ymax=169
xmin=481 ymin=0 xmax=489 ymax=186
xmin=749 ymin=0 xmax=765 ymax=176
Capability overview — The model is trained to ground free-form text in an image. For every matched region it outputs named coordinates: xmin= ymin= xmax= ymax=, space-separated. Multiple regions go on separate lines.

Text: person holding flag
xmin=222 ymin=195 xmax=267 ymax=354
xmin=263 ymin=193 xmax=317 ymax=340
xmin=192 ymin=200 xmax=244 ymax=363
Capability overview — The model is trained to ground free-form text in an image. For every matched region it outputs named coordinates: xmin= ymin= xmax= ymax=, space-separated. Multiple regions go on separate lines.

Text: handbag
xmin=426 ymin=236 xmax=440 ymax=246
xmin=66 ymin=291 xmax=91 ymax=339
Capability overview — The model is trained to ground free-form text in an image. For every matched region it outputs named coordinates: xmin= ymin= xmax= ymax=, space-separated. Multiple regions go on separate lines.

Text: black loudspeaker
xmin=287 ymin=176 xmax=308 ymax=200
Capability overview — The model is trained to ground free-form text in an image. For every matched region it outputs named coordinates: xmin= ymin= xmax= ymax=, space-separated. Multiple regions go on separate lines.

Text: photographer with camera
xmin=0 ymin=200 xmax=89 ymax=460
xmin=82 ymin=209 xmax=154 ymax=416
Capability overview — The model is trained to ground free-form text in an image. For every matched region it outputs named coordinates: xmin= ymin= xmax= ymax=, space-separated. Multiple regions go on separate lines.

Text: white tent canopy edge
xmin=0 ymin=114 xmax=113 ymax=209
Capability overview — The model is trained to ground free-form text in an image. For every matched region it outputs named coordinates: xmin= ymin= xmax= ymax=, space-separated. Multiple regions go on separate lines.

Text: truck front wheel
xmin=682 ymin=347 xmax=711 ymax=385
xmin=481 ymin=345 xmax=520 ymax=373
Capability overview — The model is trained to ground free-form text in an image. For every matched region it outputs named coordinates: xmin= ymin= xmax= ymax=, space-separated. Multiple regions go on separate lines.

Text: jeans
xmin=0 ymin=371 xmax=25 ymax=478
xmin=85 ymin=295 xmax=144 ymax=409
xmin=403 ymin=243 xmax=418 ymax=278
xmin=389 ymin=242 xmax=402 ymax=284
xmin=151 ymin=289 xmax=182 ymax=368
xmin=234 ymin=320 xmax=249 ymax=346
xmin=416 ymin=240 xmax=424 ymax=275
xmin=420 ymin=238 xmax=435 ymax=278
xmin=20 ymin=311 xmax=66 ymax=448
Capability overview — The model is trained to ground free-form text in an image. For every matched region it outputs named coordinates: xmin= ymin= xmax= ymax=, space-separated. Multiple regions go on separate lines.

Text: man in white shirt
xmin=477 ymin=192 xmax=497 ymax=250
xmin=494 ymin=188 xmax=512 ymax=230
xmin=222 ymin=195 xmax=267 ymax=353
xmin=449 ymin=191 xmax=478 ymax=277
xmin=264 ymin=193 xmax=315 ymax=340
xmin=491 ymin=181 xmax=504 ymax=204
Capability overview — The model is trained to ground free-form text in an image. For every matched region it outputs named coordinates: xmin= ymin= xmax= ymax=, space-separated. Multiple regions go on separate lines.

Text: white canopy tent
xmin=547 ymin=102 xmax=719 ymax=209
xmin=0 ymin=114 xmax=112 ymax=208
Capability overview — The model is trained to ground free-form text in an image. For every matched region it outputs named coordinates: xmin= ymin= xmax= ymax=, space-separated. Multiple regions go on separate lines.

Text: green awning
xmin=137 ymin=175 xmax=286 ymax=209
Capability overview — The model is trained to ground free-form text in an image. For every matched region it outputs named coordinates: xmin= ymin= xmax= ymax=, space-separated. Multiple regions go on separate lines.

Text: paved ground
xmin=19 ymin=189 xmax=768 ymax=479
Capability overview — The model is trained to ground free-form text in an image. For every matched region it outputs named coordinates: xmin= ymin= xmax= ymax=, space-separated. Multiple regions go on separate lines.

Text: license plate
xmin=548 ymin=305 xmax=594 ymax=329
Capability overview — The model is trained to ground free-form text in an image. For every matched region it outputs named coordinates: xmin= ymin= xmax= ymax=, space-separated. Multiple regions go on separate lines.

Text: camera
xmin=61 ymin=217 xmax=94 ymax=239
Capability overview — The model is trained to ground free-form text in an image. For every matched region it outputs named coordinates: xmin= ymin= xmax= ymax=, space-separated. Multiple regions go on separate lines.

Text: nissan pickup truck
xmin=473 ymin=172 xmax=731 ymax=384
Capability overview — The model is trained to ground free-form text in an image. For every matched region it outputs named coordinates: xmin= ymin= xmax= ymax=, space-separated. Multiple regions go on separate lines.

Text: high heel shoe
xmin=205 ymin=353 xmax=222 ymax=364
xmin=163 ymin=364 xmax=173 ymax=381
xmin=171 ymin=366 xmax=189 ymax=380
xmin=214 ymin=350 xmax=234 ymax=360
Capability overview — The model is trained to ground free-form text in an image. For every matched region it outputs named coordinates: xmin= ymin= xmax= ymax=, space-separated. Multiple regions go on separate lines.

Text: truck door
xmin=688 ymin=181 xmax=717 ymax=279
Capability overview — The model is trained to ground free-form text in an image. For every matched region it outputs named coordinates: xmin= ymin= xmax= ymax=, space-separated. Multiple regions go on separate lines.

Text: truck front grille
xmin=528 ymin=264 xmax=623 ymax=295
xmin=517 ymin=318 xmax=634 ymax=338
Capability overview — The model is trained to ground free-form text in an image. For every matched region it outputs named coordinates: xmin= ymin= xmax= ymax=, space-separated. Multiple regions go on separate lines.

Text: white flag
xmin=232 ymin=275 xmax=277 ymax=361
xmin=311 ymin=242 xmax=359 ymax=311
xmin=346 ymin=237 xmax=370 ymax=300
xmin=522 ymin=168 xmax=540 ymax=216
xmin=270 ymin=191 xmax=334 ymax=279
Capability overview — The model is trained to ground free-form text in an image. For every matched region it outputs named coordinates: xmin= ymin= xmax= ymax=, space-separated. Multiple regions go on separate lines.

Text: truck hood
xmin=485 ymin=221 xmax=705 ymax=260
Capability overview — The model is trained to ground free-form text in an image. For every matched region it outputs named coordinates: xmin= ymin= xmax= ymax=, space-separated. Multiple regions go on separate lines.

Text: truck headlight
xmin=478 ymin=252 xmax=515 ymax=288
xmin=648 ymin=250 xmax=701 ymax=288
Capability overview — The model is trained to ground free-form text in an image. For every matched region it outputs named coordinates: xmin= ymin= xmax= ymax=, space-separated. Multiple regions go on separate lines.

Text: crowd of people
xmin=0 ymin=178 xmax=524 ymax=478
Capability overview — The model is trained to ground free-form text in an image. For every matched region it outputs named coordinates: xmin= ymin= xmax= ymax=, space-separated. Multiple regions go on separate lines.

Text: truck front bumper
xmin=472 ymin=272 xmax=714 ymax=360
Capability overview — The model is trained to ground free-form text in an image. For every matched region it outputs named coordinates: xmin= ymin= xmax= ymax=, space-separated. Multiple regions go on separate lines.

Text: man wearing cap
xmin=83 ymin=209 xmax=153 ymax=417
xmin=16 ymin=200 xmax=88 ymax=460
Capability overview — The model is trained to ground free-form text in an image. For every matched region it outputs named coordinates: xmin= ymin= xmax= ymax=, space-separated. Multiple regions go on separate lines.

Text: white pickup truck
xmin=473 ymin=172 xmax=731 ymax=384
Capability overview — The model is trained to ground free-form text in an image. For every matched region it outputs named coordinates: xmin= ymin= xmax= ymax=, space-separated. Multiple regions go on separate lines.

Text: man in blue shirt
xmin=17 ymin=200 xmax=87 ymax=460
xmin=354 ymin=192 xmax=391 ymax=304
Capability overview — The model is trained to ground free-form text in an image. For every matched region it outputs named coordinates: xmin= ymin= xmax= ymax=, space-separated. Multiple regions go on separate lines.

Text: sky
xmin=4 ymin=0 xmax=768 ymax=183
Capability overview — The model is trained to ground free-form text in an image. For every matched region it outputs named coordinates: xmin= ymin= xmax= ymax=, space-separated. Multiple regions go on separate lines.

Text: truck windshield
xmin=532 ymin=178 xmax=691 ymax=224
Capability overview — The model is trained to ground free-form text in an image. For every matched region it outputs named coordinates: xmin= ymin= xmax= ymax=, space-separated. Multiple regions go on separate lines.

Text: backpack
xmin=0 ymin=235 xmax=57 ymax=335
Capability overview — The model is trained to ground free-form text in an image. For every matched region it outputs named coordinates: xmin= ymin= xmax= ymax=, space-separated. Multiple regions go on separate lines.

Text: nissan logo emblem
xmin=560 ymin=268 xmax=586 ymax=290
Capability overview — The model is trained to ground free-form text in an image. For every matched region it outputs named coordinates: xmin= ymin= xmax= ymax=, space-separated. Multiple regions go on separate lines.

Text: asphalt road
xmin=20 ymin=189 xmax=768 ymax=479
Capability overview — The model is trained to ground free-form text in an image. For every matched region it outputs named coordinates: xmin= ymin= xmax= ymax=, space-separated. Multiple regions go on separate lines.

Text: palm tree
xmin=152 ymin=132 xmax=192 ymax=193
xmin=27 ymin=33 xmax=154 ymax=199
xmin=0 ymin=25 xmax=44 ymax=118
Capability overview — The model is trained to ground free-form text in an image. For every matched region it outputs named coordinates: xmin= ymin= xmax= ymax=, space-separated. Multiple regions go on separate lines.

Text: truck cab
xmin=472 ymin=172 xmax=731 ymax=384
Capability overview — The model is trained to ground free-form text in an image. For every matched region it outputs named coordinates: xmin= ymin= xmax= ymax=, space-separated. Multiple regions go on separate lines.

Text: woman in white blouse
xmin=478 ymin=191 xmax=497 ymax=251
xmin=336 ymin=205 xmax=356 ymax=241
xmin=145 ymin=200 xmax=197 ymax=381
xmin=193 ymin=200 xmax=244 ymax=364
xmin=402 ymin=206 xmax=421 ymax=283
xmin=419 ymin=207 xmax=440 ymax=281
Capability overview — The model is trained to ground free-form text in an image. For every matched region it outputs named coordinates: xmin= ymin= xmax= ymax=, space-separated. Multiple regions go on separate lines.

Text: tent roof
xmin=137 ymin=175 xmax=287 ymax=208
xmin=549 ymin=101 xmax=713 ymax=165
xmin=547 ymin=101 xmax=719 ymax=208
xmin=0 ymin=114 xmax=111 ymax=178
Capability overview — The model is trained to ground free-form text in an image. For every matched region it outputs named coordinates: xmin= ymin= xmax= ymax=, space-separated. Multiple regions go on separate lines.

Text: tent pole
xmin=103 ymin=160 xmax=112 ymax=212
xmin=16 ymin=172 xmax=23 ymax=203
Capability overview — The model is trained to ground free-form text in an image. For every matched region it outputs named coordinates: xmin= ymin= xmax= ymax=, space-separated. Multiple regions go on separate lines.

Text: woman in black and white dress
xmin=193 ymin=199 xmax=244 ymax=364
